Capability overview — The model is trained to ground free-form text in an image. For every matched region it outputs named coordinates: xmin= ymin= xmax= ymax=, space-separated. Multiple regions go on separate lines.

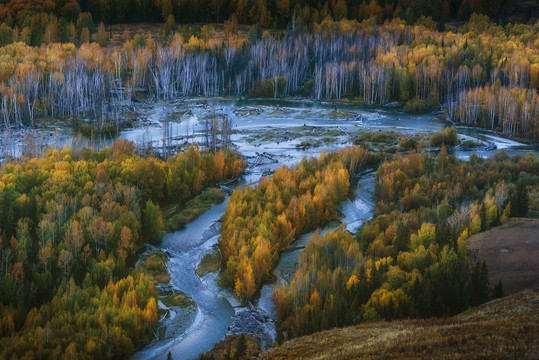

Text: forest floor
xmin=257 ymin=289 xmax=539 ymax=360
xmin=467 ymin=217 xmax=539 ymax=295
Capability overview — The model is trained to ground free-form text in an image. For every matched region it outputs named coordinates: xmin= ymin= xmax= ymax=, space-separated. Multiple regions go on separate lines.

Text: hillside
xmin=259 ymin=289 xmax=539 ymax=360
xmin=467 ymin=218 xmax=539 ymax=295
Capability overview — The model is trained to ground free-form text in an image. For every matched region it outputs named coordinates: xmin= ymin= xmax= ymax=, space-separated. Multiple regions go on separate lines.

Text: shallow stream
xmin=14 ymin=98 xmax=535 ymax=360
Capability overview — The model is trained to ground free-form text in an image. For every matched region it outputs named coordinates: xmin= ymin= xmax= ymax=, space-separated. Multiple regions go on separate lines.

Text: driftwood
xmin=219 ymin=184 xmax=234 ymax=195
xmin=338 ymin=126 xmax=350 ymax=136
xmin=251 ymin=151 xmax=279 ymax=168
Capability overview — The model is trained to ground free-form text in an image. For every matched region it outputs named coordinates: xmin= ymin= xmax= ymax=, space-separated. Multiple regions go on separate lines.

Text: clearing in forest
xmin=467 ymin=217 xmax=539 ymax=294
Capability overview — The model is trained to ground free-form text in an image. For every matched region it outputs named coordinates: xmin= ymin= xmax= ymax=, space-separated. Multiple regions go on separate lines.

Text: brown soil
xmin=467 ymin=217 xmax=539 ymax=294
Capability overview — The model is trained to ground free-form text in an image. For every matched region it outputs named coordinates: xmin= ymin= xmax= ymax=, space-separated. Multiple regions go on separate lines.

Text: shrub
xmin=404 ymin=98 xmax=438 ymax=113
xmin=430 ymin=127 xmax=458 ymax=147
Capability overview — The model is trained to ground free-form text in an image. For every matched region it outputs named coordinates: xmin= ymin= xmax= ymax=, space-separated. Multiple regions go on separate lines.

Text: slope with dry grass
xmin=467 ymin=218 xmax=539 ymax=294
xmin=259 ymin=289 xmax=539 ymax=360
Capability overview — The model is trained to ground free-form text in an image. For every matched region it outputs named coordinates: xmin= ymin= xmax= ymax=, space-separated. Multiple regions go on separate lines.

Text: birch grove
xmin=0 ymin=17 xmax=536 ymax=139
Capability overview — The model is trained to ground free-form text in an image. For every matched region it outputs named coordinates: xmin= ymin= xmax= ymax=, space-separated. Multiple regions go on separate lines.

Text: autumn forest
xmin=0 ymin=1 xmax=537 ymax=360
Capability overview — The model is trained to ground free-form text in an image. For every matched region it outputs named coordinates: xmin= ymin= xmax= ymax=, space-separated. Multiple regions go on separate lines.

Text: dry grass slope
xmin=260 ymin=289 xmax=539 ymax=360
xmin=467 ymin=218 xmax=539 ymax=294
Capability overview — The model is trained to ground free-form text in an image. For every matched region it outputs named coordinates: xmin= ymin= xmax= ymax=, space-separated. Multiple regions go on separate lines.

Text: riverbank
xmin=2 ymin=98 xmax=536 ymax=164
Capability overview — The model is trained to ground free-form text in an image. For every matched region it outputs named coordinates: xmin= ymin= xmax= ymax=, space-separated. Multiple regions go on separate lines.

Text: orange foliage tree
xmin=220 ymin=146 xmax=377 ymax=302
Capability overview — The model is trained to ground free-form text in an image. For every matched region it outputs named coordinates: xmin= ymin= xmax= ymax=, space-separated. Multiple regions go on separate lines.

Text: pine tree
xmin=412 ymin=277 xmax=422 ymax=317
xmin=510 ymin=181 xmax=528 ymax=217
xmin=392 ymin=222 xmax=410 ymax=260
xmin=471 ymin=260 xmax=490 ymax=306
xmin=142 ymin=200 xmax=163 ymax=244
xmin=492 ymin=280 xmax=505 ymax=299
xmin=480 ymin=203 xmax=488 ymax=231
xmin=517 ymin=182 xmax=529 ymax=217
xmin=435 ymin=220 xmax=451 ymax=248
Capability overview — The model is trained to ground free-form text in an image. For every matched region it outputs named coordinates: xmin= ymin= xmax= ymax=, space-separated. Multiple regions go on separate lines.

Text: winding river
xmin=49 ymin=98 xmax=535 ymax=360
xmin=133 ymin=201 xmax=234 ymax=360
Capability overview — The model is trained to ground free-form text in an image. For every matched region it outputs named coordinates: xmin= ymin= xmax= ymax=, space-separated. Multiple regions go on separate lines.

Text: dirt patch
xmin=467 ymin=217 xmax=539 ymax=294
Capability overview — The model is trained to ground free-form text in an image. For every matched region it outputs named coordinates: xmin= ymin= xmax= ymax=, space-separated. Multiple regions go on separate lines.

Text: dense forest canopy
xmin=220 ymin=146 xmax=379 ymax=301
xmin=273 ymin=148 xmax=538 ymax=340
xmin=0 ymin=141 xmax=246 ymax=359
xmin=0 ymin=0 xmax=534 ymax=29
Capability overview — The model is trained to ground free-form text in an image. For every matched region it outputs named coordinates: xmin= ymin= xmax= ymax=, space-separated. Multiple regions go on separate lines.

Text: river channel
xmin=20 ymin=98 xmax=534 ymax=360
